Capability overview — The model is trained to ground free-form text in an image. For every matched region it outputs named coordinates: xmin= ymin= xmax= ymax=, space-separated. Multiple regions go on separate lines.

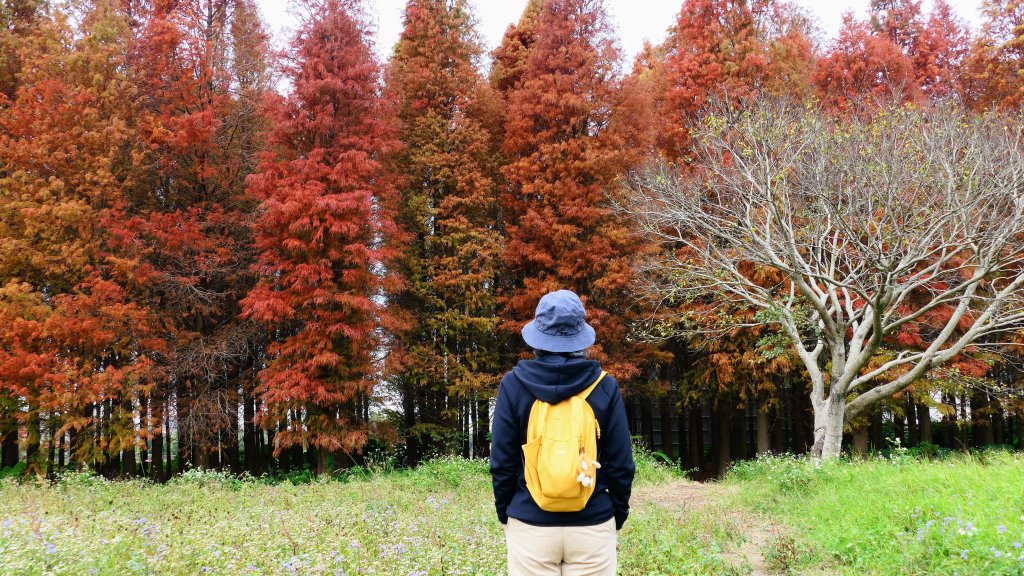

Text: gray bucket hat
xmin=521 ymin=290 xmax=596 ymax=353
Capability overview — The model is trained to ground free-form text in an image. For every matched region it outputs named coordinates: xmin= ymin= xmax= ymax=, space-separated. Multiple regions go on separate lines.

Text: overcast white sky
xmin=254 ymin=0 xmax=984 ymax=63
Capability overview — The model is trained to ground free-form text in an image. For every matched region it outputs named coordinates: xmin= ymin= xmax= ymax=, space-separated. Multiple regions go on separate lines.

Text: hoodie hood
xmin=510 ymin=356 xmax=603 ymax=403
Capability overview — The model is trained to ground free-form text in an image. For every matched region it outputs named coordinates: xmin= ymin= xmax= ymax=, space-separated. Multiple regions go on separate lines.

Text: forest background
xmin=1 ymin=0 xmax=1023 ymax=481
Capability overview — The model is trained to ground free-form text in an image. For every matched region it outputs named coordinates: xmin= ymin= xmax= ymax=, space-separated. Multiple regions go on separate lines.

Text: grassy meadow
xmin=724 ymin=449 xmax=1024 ymax=575
xmin=0 ymin=452 xmax=743 ymax=576
xmin=1 ymin=448 xmax=1022 ymax=575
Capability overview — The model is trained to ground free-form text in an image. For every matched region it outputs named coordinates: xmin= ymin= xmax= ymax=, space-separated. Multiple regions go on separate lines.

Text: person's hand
xmin=502 ymin=523 xmax=508 ymax=534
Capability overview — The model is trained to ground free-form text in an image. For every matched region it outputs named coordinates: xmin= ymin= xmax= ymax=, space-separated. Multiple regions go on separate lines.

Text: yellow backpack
xmin=521 ymin=371 xmax=606 ymax=512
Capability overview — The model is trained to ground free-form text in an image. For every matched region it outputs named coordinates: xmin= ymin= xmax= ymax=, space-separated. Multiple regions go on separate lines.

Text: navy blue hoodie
xmin=490 ymin=355 xmax=635 ymax=530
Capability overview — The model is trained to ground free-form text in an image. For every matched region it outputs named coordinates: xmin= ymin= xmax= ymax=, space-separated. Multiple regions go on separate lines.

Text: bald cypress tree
xmin=651 ymin=0 xmax=816 ymax=157
xmin=495 ymin=0 xmax=653 ymax=382
xmin=387 ymin=0 xmax=504 ymax=461
xmin=242 ymin=0 xmax=401 ymax=475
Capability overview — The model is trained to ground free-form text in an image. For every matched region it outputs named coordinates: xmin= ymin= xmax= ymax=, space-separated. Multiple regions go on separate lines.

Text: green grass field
xmin=724 ymin=449 xmax=1024 ymax=575
xmin=0 ymin=453 xmax=743 ymax=576
xmin=1 ymin=449 xmax=1022 ymax=575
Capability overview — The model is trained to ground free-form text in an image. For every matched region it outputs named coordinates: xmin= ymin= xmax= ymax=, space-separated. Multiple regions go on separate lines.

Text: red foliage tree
xmin=0 ymin=1 xmax=163 ymax=476
xmin=870 ymin=0 xmax=923 ymax=51
xmin=653 ymin=0 xmax=816 ymax=156
xmin=814 ymin=13 xmax=917 ymax=112
xmin=122 ymin=0 xmax=272 ymax=472
xmin=818 ymin=1 xmax=969 ymax=111
xmin=0 ymin=0 xmax=46 ymax=472
xmin=387 ymin=0 xmax=503 ymax=461
xmin=489 ymin=0 xmax=543 ymax=95
xmin=967 ymin=0 xmax=1024 ymax=109
xmin=0 ymin=0 xmax=42 ymax=101
xmin=870 ymin=0 xmax=970 ymax=99
xmin=628 ymin=0 xmax=816 ymax=471
xmin=495 ymin=0 xmax=654 ymax=382
xmin=241 ymin=0 xmax=401 ymax=475
xmin=913 ymin=0 xmax=970 ymax=99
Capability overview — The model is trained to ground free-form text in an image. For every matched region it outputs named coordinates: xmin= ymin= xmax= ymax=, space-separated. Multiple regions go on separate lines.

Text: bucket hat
xmin=521 ymin=290 xmax=596 ymax=353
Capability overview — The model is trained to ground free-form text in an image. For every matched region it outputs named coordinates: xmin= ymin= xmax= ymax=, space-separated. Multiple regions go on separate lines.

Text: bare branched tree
xmin=622 ymin=99 xmax=1024 ymax=458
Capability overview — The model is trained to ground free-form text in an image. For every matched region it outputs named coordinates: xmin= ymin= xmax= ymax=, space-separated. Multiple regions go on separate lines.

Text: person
xmin=490 ymin=289 xmax=635 ymax=576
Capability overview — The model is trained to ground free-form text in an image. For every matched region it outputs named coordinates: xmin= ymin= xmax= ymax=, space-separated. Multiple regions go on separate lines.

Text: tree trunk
xmin=713 ymin=403 xmax=730 ymax=475
xmin=57 ymin=430 xmax=65 ymax=470
xmin=276 ymin=419 xmax=289 ymax=470
xmin=175 ymin=389 xmax=187 ymax=469
xmin=992 ymin=401 xmax=1005 ymax=446
xmin=981 ymin=395 xmax=996 ymax=446
xmin=243 ymin=391 xmax=259 ymax=474
xmin=212 ymin=430 xmax=223 ymax=470
xmin=26 ymin=400 xmax=40 ymax=474
xmin=304 ymin=438 xmax=316 ymax=471
xmin=970 ymin=390 xmax=987 ymax=448
xmin=959 ymin=392 xmax=970 ymax=449
xmin=195 ymin=446 xmax=212 ymax=470
xmin=640 ymin=400 xmax=654 ymax=452
xmin=314 ymin=447 xmax=327 ymax=477
xmin=1 ymin=421 xmax=17 ymax=468
xmin=906 ymin=395 xmax=919 ymax=447
xmin=289 ymin=410 xmax=304 ymax=470
xmin=852 ymin=425 xmax=869 ymax=458
xmin=151 ymin=398 xmax=165 ymax=482
xmin=771 ymin=404 xmax=784 ymax=454
xmin=164 ymin=404 xmax=173 ymax=475
xmin=121 ymin=399 xmax=136 ymax=478
xmin=730 ymin=404 xmax=747 ymax=461
xmin=940 ymin=393 xmax=955 ymax=449
xmin=261 ymin=412 xmax=270 ymax=466
xmin=463 ymin=398 xmax=475 ymax=459
xmin=224 ymin=391 xmax=240 ymax=473
xmin=812 ymin=393 xmax=845 ymax=459
xmin=476 ymin=397 xmax=490 ymax=459
xmin=101 ymin=399 xmax=117 ymax=478
xmin=791 ymin=385 xmax=812 ymax=454
xmin=687 ymin=404 xmax=703 ymax=475
xmin=660 ymin=394 xmax=675 ymax=459
xmin=46 ymin=419 xmax=56 ymax=478
xmin=918 ymin=402 xmax=932 ymax=444
xmin=470 ymin=400 xmax=477 ymax=459
xmin=866 ymin=409 xmax=880 ymax=451
xmin=139 ymin=396 xmax=149 ymax=478
xmin=121 ymin=436 xmax=136 ymax=478
xmin=414 ymin=385 xmax=428 ymax=459
xmin=756 ymin=394 xmax=771 ymax=455
xmin=457 ymin=400 xmax=467 ymax=458
xmin=1016 ymin=414 xmax=1024 ymax=450
xmin=677 ymin=406 xmax=689 ymax=468
xmin=893 ymin=408 xmax=906 ymax=448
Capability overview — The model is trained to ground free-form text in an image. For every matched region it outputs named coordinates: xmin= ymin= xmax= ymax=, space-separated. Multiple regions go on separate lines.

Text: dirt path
xmin=633 ymin=480 xmax=784 ymax=576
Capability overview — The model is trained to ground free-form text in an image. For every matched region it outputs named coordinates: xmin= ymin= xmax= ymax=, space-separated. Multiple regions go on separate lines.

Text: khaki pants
xmin=505 ymin=517 xmax=617 ymax=576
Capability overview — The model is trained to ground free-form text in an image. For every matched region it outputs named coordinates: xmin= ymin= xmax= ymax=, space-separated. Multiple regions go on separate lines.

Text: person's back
xmin=490 ymin=290 xmax=635 ymax=576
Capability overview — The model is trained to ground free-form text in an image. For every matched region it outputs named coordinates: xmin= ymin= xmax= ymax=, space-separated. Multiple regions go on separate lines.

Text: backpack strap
xmin=578 ymin=371 xmax=607 ymax=400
